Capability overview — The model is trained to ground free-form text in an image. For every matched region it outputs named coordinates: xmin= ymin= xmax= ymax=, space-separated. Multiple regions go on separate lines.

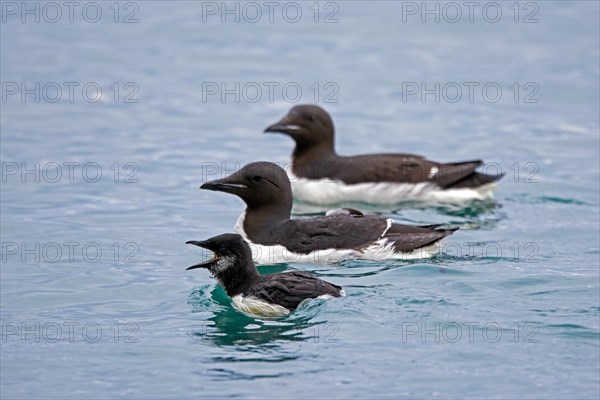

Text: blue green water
xmin=1 ymin=1 xmax=599 ymax=398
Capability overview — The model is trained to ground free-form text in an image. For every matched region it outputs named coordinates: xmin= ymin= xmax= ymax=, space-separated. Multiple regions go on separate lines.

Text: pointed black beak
xmin=186 ymin=240 xmax=208 ymax=248
xmin=264 ymin=116 xmax=302 ymax=135
xmin=185 ymin=240 xmax=217 ymax=270
xmin=264 ymin=122 xmax=289 ymax=133
xmin=186 ymin=263 xmax=207 ymax=270
xmin=200 ymin=177 xmax=247 ymax=194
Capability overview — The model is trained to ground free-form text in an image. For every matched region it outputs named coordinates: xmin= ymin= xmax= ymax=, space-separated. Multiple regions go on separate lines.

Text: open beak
xmin=185 ymin=240 xmax=218 ymax=270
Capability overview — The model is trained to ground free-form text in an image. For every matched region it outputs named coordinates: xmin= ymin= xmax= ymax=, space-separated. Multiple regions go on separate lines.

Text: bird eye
xmin=251 ymin=176 xmax=263 ymax=182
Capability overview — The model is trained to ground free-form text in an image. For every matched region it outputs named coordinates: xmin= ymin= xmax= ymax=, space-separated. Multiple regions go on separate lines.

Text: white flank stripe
xmin=232 ymin=286 xmax=343 ymax=317
xmin=234 ymin=212 xmax=443 ymax=264
xmin=232 ymin=294 xmax=290 ymax=317
xmin=428 ymin=166 xmax=439 ymax=178
xmin=381 ymin=218 xmax=393 ymax=237
xmin=288 ymin=172 xmax=496 ymax=205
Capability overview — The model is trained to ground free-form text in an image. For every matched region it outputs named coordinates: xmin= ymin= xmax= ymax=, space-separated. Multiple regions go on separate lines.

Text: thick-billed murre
xmin=264 ymin=104 xmax=504 ymax=205
xmin=200 ymin=162 xmax=457 ymax=264
xmin=186 ymin=233 xmax=344 ymax=317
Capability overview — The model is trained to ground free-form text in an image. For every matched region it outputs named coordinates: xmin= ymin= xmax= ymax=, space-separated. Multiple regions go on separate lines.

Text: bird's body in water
xmin=264 ymin=104 xmax=504 ymax=205
xmin=186 ymin=233 xmax=344 ymax=317
xmin=200 ymin=161 xmax=457 ymax=264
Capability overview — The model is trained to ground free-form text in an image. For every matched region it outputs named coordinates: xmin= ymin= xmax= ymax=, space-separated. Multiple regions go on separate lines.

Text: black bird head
xmin=200 ymin=161 xmax=292 ymax=218
xmin=186 ymin=233 xmax=259 ymax=296
xmin=264 ymin=105 xmax=335 ymax=152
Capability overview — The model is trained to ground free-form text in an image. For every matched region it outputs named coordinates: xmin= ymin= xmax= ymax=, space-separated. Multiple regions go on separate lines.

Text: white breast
xmin=231 ymin=287 xmax=346 ymax=317
xmin=232 ymin=294 xmax=290 ymax=317
xmin=288 ymin=172 xmax=496 ymax=206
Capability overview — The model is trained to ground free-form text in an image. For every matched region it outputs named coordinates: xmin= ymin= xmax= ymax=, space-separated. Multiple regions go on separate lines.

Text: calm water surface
xmin=1 ymin=1 xmax=599 ymax=399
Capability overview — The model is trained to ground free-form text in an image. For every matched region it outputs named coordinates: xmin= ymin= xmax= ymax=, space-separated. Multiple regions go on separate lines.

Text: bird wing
xmin=248 ymin=271 xmax=342 ymax=310
xmin=275 ymin=215 xmax=457 ymax=254
xmin=333 ymin=154 xmax=429 ymax=183
xmin=276 ymin=215 xmax=388 ymax=254
xmin=331 ymin=154 xmax=486 ymax=187
xmin=382 ymin=224 xmax=458 ymax=252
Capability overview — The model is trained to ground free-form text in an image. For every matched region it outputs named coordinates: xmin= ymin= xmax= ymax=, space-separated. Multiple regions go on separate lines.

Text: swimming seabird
xmin=200 ymin=162 xmax=457 ymax=264
xmin=186 ymin=233 xmax=344 ymax=317
xmin=264 ymin=104 xmax=504 ymax=205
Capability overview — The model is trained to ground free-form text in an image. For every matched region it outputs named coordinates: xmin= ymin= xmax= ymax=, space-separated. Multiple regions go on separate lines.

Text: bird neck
xmin=214 ymin=260 xmax=261 ymax=297
xmin=292 ymin=137 xmax=336 ymax=161
xmin=292 ymin=143 xmax=340 ymax=179
xmin=243 ymin=201 xmax=292 ymax=243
